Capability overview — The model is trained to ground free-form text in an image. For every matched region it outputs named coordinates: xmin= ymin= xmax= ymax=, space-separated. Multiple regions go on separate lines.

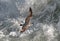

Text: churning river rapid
xmin=0 ymin=0 xmax=60 ymax=41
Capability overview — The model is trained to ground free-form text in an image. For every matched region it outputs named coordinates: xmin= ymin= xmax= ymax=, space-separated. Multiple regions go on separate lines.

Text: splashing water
xmin=0 ymin=0 xmax=60 ymax=41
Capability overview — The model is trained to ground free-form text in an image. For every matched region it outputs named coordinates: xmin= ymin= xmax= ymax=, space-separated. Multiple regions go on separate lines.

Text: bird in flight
xmin=20 ymin=7 xmax=33 ymax=33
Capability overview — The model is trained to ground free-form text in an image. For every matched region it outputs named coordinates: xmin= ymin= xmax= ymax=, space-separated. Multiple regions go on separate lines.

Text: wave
xmin=0 ymin=0 xmax=60 ymax=41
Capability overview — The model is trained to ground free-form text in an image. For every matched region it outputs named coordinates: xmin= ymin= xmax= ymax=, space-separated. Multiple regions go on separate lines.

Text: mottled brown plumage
xmin=20 ymin=7 xmax=32 ymax=33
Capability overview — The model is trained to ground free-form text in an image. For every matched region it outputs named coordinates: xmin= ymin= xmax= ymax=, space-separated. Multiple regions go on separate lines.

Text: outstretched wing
xmin=25 ymin=7 xmax=32 ymax=23
xmin=20 ymin=7 xmax=33 ymax=33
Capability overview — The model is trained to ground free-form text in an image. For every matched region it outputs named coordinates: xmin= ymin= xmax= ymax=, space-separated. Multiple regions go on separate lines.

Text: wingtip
xmin=29 ymin=7 xmax=32 ymax=13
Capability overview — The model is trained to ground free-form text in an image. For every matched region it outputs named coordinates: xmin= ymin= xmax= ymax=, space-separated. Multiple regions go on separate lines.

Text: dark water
xmin=0 ymin=0 xmax=60 ymax=41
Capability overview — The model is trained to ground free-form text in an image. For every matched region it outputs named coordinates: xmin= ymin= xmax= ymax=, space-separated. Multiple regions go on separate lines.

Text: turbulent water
xmin=0 ymin=0 xmax=60 ymax=41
